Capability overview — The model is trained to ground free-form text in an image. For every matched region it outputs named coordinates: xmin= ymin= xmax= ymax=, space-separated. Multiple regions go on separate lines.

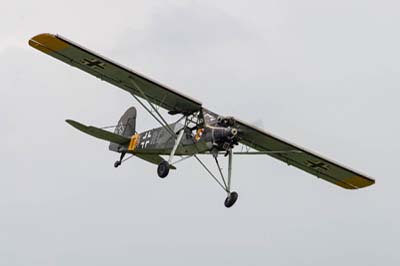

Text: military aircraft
xmin=29 ymin=33 xmax=375 ymax=208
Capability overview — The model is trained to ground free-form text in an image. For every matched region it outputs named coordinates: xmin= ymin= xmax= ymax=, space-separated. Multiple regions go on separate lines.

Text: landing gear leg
xmin=200 ymin=149 xmax=239 ymax=208
xmin=224 ymin=149 xmax=238 ymax=208
xmin=157 ymin=129 xmax=185 ymax=178
xmin=114 ymin=152 xmax=126 ymax=168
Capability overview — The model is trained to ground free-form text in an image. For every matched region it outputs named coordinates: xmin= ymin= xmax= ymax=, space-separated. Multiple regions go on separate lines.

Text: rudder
xmin=109 ymin=107 xmax=137 ymax=151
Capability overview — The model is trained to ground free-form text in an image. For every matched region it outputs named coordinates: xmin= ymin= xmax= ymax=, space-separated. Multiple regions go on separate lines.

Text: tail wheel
xmin=157 ymin=161 xmax=170 ymax=178
xmin=114 ymin=161 xmax=121 ymax=168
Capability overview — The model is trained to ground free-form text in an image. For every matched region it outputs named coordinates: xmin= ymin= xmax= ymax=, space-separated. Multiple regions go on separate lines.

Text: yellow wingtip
xmin=349 ymin=175 xmax=375 ymax=188
xmin=337 ymin=175 xmax=375 ymax=190
xmin=29 ymin=33 xmax=69 ymax=54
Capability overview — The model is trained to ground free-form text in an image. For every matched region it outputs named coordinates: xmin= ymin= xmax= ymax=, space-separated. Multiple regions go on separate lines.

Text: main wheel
xmin=157 ymin=161 xmax=170 ymax=178
xmin=224 ymin=191 xmax=238 ymax=208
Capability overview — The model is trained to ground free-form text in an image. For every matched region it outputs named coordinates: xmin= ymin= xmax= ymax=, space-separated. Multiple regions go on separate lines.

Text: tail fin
xmin=109 ymin=107 xmax=137 ymax=151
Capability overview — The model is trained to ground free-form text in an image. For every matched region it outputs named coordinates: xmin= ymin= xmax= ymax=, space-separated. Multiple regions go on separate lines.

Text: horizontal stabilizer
xmin=66 ymin=119 xmax=130 ymax=144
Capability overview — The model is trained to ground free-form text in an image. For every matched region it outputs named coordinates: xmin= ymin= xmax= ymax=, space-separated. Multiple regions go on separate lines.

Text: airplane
xmin=29 ymin=33 xmax=375 ymax=208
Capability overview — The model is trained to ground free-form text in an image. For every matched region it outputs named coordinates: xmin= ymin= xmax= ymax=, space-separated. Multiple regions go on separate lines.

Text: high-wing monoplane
xmin=29 ymin=33 xmax=375 ymax=208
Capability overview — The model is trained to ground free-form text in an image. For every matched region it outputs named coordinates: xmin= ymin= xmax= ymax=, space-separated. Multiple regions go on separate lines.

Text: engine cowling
xmin=211 ymin=126 xmax=238 ymax=142
xmin=203 ymin=115 xmax=239 ymax=151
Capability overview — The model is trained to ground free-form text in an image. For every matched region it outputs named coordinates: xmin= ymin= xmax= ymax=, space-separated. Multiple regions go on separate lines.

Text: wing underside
xmin=29 ymin=33 xmax=202 ymax=114
xmin=235 ymin=119 xmax=375 ymax=189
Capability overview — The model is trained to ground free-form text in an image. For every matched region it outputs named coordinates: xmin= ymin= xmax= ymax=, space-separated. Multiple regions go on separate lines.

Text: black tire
xmin=224 ymin=191 xmax=238 ymax=208
xmin=157 ymin=161 xmax=170 ymax=178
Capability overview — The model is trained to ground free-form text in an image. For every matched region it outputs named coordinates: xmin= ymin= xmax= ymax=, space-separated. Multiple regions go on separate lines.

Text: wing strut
xmin=128 ymin=77 xmax=221 ymax=185
xmin=126 ymin=77 xmax=177 ymax=138
xmin=232 ymin=150 xmax=302 ymax=155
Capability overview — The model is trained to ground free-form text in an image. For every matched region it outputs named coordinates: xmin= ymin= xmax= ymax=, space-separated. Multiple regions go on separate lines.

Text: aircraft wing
xmin=235 ymin=119 xmax=375 ymax=189
xmin=29 ymin=33 xmax=202 ymax=114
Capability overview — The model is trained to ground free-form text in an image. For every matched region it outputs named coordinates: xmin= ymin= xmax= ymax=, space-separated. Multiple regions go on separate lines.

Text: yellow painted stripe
xmin=28 ymin=33 xmax=69 ymax=54
xmin=346 ymin=175 xmax=375 ymax=188
xmin=128 ymin=133 xmax=140 ymax=151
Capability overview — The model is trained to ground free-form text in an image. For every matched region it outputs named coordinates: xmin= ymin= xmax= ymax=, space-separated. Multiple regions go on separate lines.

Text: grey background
xmin=1 ymin=1 xmax=399 ymax=265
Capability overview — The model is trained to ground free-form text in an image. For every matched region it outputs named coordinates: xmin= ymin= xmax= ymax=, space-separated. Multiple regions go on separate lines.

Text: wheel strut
xmin=156 ymin=129 xmax=184 ymax=178
xmin=114 ymin=152 xmax=126 ymax=168
xmin=212 ymin=149 xmax=239 ymax=208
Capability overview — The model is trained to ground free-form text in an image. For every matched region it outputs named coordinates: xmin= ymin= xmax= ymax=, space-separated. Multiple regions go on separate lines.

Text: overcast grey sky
xmin=1 ymin=1 xmax=399 ymax=265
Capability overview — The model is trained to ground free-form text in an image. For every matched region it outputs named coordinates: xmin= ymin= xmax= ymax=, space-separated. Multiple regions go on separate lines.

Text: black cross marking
xmin=81 ymin=58 xmax=105 ymax=69
xmin=306 ymin=160 xmax=329 ymax=171
xmin=115 ymin=121 xmax=125 ymax=135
